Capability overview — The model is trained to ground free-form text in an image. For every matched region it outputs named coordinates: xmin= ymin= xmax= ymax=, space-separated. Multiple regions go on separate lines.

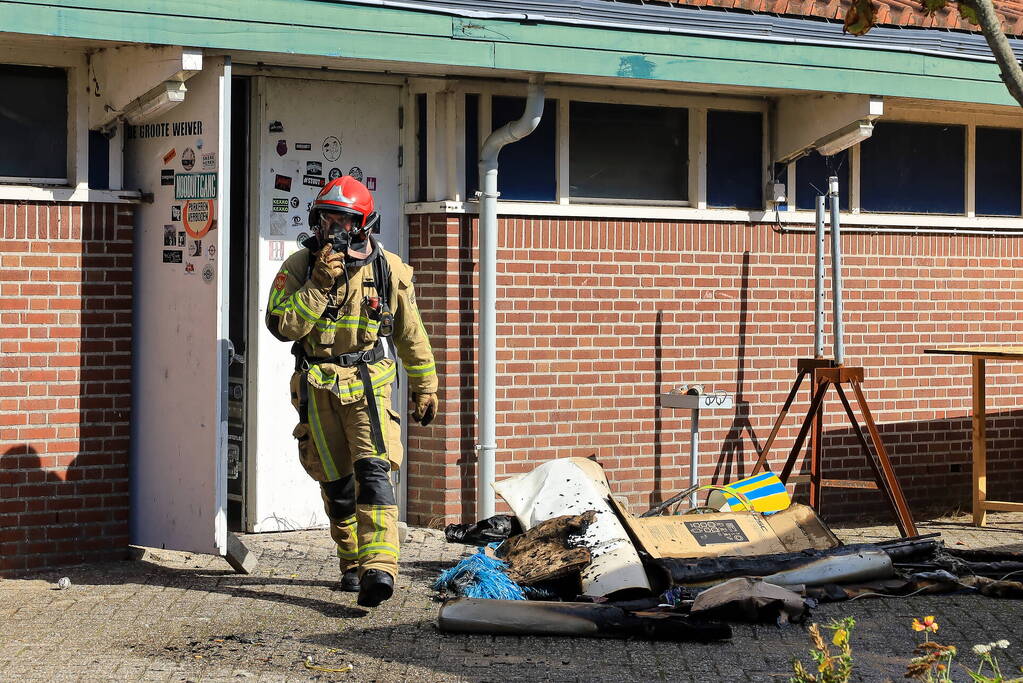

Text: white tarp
xmin=493 ymin=458 xmax=650 ymax=597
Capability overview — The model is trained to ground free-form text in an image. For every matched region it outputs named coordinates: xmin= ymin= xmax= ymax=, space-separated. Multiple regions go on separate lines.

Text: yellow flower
xmin=833 ymin=629 xmax=849 ymax=646
xmin=911 ymin=616 xmax=939 ymax=633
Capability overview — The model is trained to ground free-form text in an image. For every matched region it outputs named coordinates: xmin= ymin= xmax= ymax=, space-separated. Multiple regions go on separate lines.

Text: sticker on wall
xmin=189 ymin=239 xmax=203 ymax=258
xmin=272 ymin=198 xmax=289 ymax=213
xmin=202 ymin=263 xmax=215 ymax=283
xmin=276 ymin=140 xmax=288 ymax=157
xmin=171 ymin=205 xmax=182 ymax=222
xmin=295 ymin=142 xmax=311 ymax=151
xmin=270 ymin=215 xmax=287 ymax=235
xmin=269 ymin=240 xmax=285 ymax=261
xmin=275 ymin=174 xmax=292 ymax=192
xmin=201 ymin=152 xmax=216 ymax=170
xmin=306 ymin=161 xmax=322 ymax=176
xmin=292 ymin=215 xmax=303 ymax=226
xmin=183 ymin=199 xmax=214 ymax=238
xmin=303 ymin=175 xmax=325 ymax=188
xmin=296 ymin=231 xmax=310 ymax=247
xmin=347 ymin=166 xmax=363 ymax=182
xmin=328 ymin=167 xmax=342 ymax=181
xmin=163 ymin=225 xmax=177 ymax=246
xmin=290 ymin=196 xmax=300 ymax=209
xmin=269 ymin=120 xmax=284 ymax=133
xmin=175 ymin=172 xmax=217 ymax=200
xmin=185 ymin=262 xmax=195 ymax=274
xmin=163 ymin=148 xmax=177 ymax=165
xmin=177 ymin=231 xmax=186 ymax=247
xmin=163 ymin=249 xmax=182 ymax=264
xmin=181 ymin=147 xmax=196 ymax=171
xmin=322 ymin=136 xmax=342 ymax=162
xmin=161 ymin=169 xmax=175 ymax=186
xmin=208 ymin=244 xmax=217 ymax=261
xmin=366 ymin=177 xmax=376 ymax=191
xmin=127 ymin=121 xmax=204 ymax=140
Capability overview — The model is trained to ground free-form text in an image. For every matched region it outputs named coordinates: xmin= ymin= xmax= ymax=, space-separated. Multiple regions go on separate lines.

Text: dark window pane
xmin=0 ymin=65 xmax=67 ymax=179
xmin=707 ymin=110 xmax=762 ymax=209
xmin=89 ymin=130 xmax=109 ymax=190
xmin=491 ymin=96 xmax=556 ymax=201
xmin=796 ymin=150 xmax=850 ymax=210
xmin=416 ymin=93 xmax=427 ymax=202
xmin=976 ymin=127 xmax=1021 ymax=216
xmin=569 ymin=101 xmax=687 ymax=201
xmin=860 ymin=122 xmax=965 ymax=214
xmin=465 ymin=93 xmax=479 ymax=198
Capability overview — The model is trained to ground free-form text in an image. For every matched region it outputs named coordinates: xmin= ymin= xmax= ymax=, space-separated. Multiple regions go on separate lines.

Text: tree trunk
xmin=970 ymin=0 xmax=1023 ymax=107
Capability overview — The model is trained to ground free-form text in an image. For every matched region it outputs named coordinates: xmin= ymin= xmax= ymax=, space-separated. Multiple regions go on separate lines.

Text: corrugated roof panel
xmin=328 ymin=0 xmax=1023 ymax=60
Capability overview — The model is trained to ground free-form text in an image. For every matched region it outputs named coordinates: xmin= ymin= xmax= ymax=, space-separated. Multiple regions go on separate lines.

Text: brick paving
xmin=3 ymin=514 xmax=1023 ymax=682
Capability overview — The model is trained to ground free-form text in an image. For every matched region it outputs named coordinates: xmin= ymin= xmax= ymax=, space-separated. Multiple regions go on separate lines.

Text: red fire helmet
xmin=308 ymin=175 xmax=374 ymax=229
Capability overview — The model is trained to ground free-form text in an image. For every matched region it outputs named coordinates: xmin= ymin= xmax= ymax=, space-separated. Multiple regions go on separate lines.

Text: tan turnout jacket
xmin=265 ymin=244 xmax=437 ymax=403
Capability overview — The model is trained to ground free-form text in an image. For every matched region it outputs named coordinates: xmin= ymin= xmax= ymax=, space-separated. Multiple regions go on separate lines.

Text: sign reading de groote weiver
xmin=175 ymin=172 xmax=218 ymax=200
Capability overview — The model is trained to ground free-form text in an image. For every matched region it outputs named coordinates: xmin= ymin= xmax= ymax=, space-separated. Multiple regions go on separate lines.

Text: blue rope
xmin=433 ymin=545 xmax=526 ymax=600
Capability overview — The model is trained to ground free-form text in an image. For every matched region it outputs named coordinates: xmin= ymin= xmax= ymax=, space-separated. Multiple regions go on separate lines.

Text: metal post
xmin=689 ymin=408 xmax=700 ymax=507
xmin=814 ymin=195 xmax=826 ymax=359
xmin=828 ymin=176 xmax=845 ymax=366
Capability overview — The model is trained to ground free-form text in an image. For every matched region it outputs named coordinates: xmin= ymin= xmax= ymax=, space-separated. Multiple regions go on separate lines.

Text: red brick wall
xmin=406 ymin=214 xmax=1023 ymax=526
xmin=1 ymin=201 xmax=134 ymax=576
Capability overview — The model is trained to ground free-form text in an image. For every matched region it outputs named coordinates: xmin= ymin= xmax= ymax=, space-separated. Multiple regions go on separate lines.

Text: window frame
xmin=0 ymin=52 xmax=80 ymax=188
xmin=0 ymin=46 xmax=134 ymax=203
xmin=404 ymin=80 xmax=1023 ymax=233
xmin=786 ymin=105 xmax=1023 ymax=219
xmin=407 ymin=79 xmax=769 ymax=211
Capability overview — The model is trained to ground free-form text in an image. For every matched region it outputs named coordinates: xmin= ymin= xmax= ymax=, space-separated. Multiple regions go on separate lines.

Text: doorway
xmin=226 ymin=75 xmax=251 ymax=532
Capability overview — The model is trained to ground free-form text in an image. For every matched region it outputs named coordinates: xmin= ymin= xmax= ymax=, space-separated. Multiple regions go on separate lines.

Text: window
xmin=465 ymin=93 xmax=479 ymax=198
xmin=707 ymin=110 xmax=763 ymax=209
xmin=415 ymin=93 xmax=427 ymax=202
xmin=795 ymin=150 xmax=850 ymax=211
xmin=0 ymin=64 xmax=68 ymax=182
xmin=88 ymin=130 xmax=110 ymax=190
xmin=569 ymin=101 xmax=687 ymax=201
xmin=491 ymin=95 xmax=556 ymax=201
xmin=976 ymin=126 xmax=1021 ymax=216
xmin=860 ymin=122 xmax=965 ymax=214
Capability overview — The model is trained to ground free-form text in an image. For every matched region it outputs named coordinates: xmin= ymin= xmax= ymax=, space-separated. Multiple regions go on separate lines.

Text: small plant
xmin=791 ymin=617 xmax=856 ymax=683
xmin=903 ymin=616 xmax=1023 ymax=683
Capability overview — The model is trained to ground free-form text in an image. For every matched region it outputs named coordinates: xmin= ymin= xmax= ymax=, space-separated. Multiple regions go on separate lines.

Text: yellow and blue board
xmin=705 ymin=471 xmax=791 ymax=513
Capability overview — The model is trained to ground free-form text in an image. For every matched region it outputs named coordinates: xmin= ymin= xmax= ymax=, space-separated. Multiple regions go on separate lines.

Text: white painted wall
xmin=250 ymin=77 xmax=401 ymax=532
xmin=127 ymin=60 xmax=230 ymax=555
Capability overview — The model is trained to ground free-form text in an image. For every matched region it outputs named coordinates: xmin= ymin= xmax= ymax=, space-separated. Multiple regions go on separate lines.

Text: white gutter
xmin=476 ymin=74 xmax=545 ymax=519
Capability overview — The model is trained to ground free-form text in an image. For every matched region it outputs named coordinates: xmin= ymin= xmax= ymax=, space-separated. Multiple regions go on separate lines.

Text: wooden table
xmin=925 ymin=346 xmax=1023 ymax=526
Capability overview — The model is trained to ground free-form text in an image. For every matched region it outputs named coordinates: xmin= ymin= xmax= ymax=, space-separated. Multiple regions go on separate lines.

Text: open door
xmin=248 ymin=76 xmax=402 ymax=531
xmin=126 ymin=58 xmax=232 ymax=555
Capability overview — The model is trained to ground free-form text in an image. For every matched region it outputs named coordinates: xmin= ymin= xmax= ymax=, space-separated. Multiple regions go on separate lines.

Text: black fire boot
xmin=337 ymin=568 xmax=360 ymax=592
xmin=357 ymin=569 xmax=394 ymax=607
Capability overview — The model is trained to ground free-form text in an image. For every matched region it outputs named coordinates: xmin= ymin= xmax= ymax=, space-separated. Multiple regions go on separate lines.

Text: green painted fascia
xmin=2 ymin=0 xmax=1016 ymax=106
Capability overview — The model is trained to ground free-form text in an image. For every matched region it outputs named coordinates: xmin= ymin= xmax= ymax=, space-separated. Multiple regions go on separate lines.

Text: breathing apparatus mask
xmin=317 ymin=210 xmax=380 ymax=256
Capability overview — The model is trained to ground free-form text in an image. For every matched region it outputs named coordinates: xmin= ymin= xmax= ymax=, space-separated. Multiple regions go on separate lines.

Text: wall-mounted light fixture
xmin=815 ymin=120 xmax=874 ymax=157
xmin=120 ymin=81 xmax=187 ymax=124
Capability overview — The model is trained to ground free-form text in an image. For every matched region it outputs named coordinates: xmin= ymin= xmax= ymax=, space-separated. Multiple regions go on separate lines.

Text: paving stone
xmin=2 ymin=514 xmax=1023 ymax=680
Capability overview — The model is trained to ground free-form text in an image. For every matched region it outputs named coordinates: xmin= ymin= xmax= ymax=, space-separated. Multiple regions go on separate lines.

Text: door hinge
xmin=398 ymin=145 xmax=403 ymax=168
xmin=398 ymin=106 xmax=404 ymax=130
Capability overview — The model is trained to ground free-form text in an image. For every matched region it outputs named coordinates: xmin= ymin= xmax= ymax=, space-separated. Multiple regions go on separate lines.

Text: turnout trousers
xmin=291 ymin=372 xmax=403 ymax=578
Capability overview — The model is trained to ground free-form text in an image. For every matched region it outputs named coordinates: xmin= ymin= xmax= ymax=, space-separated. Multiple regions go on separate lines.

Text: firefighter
xmin=265 ymin=176 xmax=438 ymax=607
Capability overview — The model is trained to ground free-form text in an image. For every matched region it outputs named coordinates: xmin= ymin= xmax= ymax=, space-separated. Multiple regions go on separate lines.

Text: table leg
xmin=972 ymin=357 xmax=987 ymax=527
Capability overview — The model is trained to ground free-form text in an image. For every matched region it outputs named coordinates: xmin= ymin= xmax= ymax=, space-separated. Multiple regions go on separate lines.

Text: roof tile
xmin=643 ymin=0 xmax=1023 ymax=35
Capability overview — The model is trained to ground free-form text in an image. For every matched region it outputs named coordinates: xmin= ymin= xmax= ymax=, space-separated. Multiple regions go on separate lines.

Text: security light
xmin=122 ymin=81 xmax=187 ymax=124
xmin=815 ymin=120 xmax=874 ymax=156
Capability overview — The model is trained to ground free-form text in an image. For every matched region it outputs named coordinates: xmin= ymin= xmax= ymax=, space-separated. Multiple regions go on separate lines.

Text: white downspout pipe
xmin=476 ymin=74 xmax=545 ymax=519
